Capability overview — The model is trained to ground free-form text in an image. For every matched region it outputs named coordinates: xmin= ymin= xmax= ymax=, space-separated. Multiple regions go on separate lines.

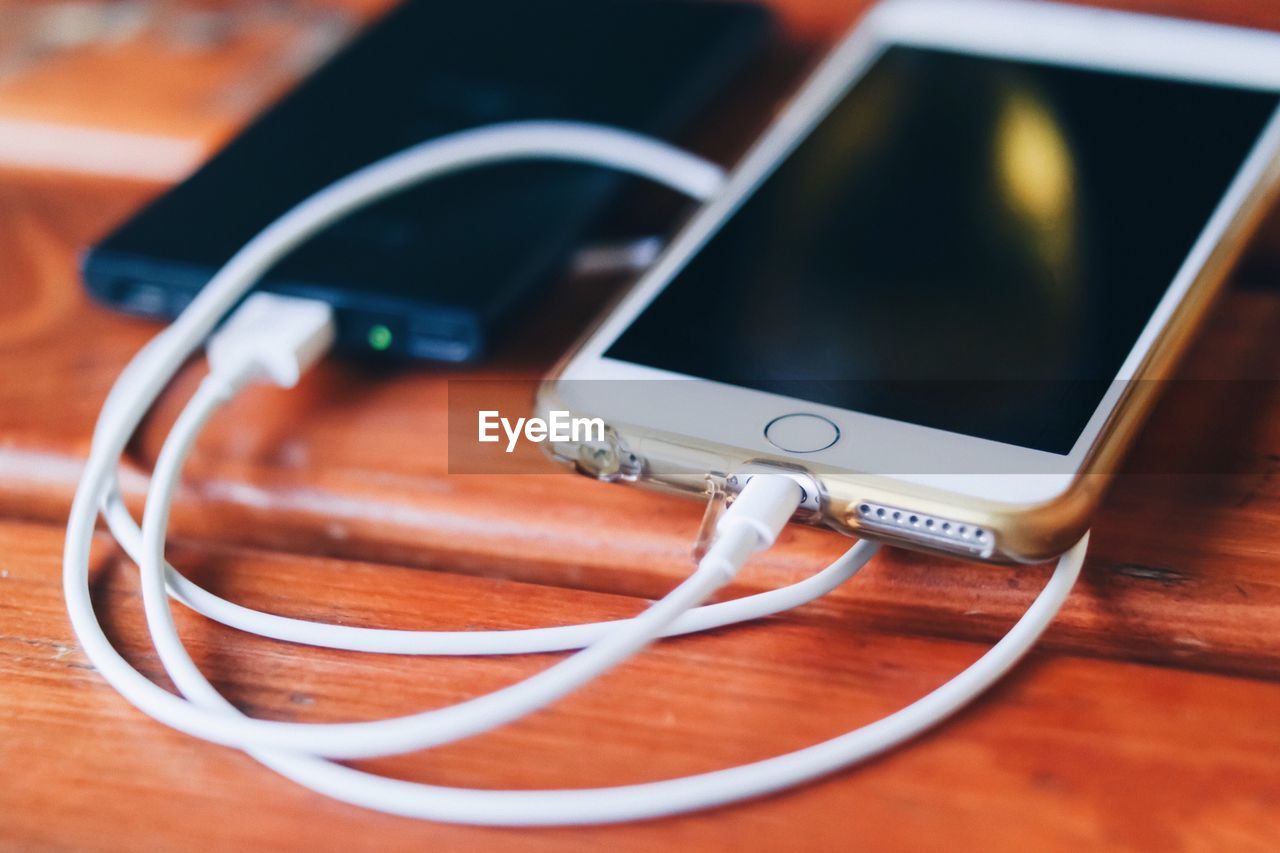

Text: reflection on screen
xmin=605 ymin=46 xmax=1278 ymax=453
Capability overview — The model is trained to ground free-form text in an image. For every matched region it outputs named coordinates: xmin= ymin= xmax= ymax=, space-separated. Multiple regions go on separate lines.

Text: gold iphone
xmin=539 ymin=0 xmax=1280 ymax=563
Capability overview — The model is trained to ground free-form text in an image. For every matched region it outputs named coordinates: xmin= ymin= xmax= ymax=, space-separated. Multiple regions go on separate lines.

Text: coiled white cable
xmin=87 ymin=120 xmax=880 ymax=657
xmin=132 ymin=361 xmax=1084 ymax=819
xmin=101 ymin=492 xmax=879 ymax=654
xmin=64 ymin=120 xmax=1088 ymax=825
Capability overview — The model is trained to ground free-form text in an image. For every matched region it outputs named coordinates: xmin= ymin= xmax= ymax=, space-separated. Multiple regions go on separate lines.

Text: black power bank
xmin=83 ymin=0 xmax=771 ymax=361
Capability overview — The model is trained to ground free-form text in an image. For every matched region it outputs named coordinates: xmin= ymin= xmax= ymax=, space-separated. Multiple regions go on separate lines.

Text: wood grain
xmin=1 ymin=171 xmax=1279 ymax=680
xmin=2 ymin=0 xmax=1280 ymax=850
xmin=0 ymin=12 xmax=380 ymax=183
xmin=3 ymin=519 xmax=1279 ymax=852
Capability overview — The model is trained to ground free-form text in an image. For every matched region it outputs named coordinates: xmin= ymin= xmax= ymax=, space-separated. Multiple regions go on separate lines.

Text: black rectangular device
xmin=83 ymin=0 xmax=771 ymax=361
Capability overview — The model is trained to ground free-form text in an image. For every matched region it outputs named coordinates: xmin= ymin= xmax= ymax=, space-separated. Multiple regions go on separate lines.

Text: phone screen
xmin=605 ymin=46 xmax=1279 ymax=454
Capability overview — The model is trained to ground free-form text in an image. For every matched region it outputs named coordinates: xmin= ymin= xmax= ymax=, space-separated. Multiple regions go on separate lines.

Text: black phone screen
xmin=85 ymin=0 xmax=770 ymax=361
xmin=605 ymin=46 xmax=1279 ymax=454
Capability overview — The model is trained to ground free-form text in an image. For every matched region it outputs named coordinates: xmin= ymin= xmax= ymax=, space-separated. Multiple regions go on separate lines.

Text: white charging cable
xmin=132 ymin=346 xmax=806 ymax=758
xmin=89 ymin=121 xmax=879 ymax=656
xmin=102 ymin=492 xmax=879 ymax=654
xmin=65 ymin=120 xmax=1089 ymax=825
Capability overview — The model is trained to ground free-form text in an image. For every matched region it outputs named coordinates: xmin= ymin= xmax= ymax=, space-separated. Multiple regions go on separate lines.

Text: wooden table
xmin=2 ymin=1 xmax=1280 ymax=850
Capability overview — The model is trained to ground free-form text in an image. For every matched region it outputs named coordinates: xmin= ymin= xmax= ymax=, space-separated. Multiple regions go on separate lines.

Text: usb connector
xmin=207 ymin=293 xmax=336 ymax=388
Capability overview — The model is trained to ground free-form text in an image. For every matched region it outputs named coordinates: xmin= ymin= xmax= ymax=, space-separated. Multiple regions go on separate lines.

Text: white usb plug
xmin=207 ymin=292 xmax=336 ymax=388
xmin=696 ymin=475 xmax=804 ymax=583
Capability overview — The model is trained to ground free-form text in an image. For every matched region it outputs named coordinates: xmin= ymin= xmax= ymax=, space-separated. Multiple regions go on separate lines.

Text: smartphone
xmin=539 ymin=0 xmax=1280 ymax=563
xmin=82 ymin=0 xmax=772 ymax=362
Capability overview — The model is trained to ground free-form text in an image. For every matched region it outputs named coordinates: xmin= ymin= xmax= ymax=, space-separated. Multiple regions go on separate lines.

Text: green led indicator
xmin=368 ymin=324 xmax=393 ymax=352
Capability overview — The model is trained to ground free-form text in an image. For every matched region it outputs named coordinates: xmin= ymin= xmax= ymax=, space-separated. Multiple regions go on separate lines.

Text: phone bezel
xmin=552 ymin=0 xmax=1280 ymax=509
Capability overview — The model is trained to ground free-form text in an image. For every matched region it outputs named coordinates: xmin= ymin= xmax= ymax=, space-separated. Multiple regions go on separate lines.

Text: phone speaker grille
xmin=855 ymin=501 xmax=994 ymax=558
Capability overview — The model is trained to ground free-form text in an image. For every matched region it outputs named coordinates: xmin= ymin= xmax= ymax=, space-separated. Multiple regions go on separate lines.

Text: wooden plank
xmin=1 ymin=519 xmax=1278 ymax=851
xmin=0 ymin=1 xmax=389 ymax=179
xmin=1 ymin=172 xmax=1279 ymax=679
xmin=4 ymin=1 xmax=1280 ymax=850
xmin=776 ymin=0 xmax=1280 ymax=40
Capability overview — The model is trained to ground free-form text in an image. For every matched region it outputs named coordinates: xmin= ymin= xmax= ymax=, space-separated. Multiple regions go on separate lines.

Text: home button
xmin=764 ymin=413 xmax=840 ymax=453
